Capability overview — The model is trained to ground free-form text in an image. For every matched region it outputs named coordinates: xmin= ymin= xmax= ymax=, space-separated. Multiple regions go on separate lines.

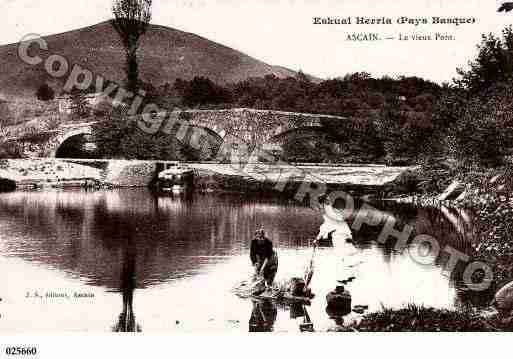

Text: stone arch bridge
xmin=11 ymin=108 xmax=347 ymax=159
xmin=179 ymin=108 xmax=344 ymax=146
xmin=6 ymin=122 xmax=95 ymax=158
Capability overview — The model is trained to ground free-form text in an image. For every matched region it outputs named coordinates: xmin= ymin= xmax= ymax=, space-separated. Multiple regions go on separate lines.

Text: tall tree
xmin=445 ymin=81 xmax=513 ymax=167
xmin=112 ymin=0 xmax=152 ymax=93
xmin=455 ymin=26 xmax=513 ymax=93
xmin=70 ymin=88 xmax=89 ymax=119
xmin=70 ymin=88 xmax=90 ymax=119
xmin=498 ymin=2 xmax=513 ymax=12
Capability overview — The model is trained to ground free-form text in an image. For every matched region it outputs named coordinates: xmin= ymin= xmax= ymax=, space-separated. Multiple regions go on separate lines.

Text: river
xmin=0 ymin=189 xmax=479 ymax=332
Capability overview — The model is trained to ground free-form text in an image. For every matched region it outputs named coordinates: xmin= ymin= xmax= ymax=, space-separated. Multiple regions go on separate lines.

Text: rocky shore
xmin=0 ymin=159 xmax=104 ymax=190
xmin=342 ymin=163 xmax=513 ymax=332
xmin=392 ymin=165 xmax=513 ymax=287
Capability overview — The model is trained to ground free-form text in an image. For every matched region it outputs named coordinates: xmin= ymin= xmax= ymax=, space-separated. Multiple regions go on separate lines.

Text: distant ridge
xmin=0 ymin=20 xmax=314 ymax=99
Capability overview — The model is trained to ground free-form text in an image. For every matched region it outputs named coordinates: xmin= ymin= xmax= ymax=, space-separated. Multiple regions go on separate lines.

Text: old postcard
xmin=1 ymin=0 xmax=513 ymax=352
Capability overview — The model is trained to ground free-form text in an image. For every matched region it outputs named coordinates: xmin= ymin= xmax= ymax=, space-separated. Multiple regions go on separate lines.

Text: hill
xmin=0 ymin=20 xmax=305 ymax=100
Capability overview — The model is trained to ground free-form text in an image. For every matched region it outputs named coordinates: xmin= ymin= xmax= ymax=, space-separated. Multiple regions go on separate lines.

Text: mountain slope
xmin=0 ymin=20 xmax=304 ymax=99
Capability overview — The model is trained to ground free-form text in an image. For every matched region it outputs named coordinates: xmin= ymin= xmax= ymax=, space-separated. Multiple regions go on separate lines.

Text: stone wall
xmin=183 ymin=108 xmax=345 ymax=146
xmin=103 ymin=160 xmax=157 ymax=187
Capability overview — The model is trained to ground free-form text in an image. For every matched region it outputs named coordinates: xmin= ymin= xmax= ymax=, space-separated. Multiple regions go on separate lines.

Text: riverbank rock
xmin=385 ymin=169 xmax=420 ymax=195
xmin=438 ymin=180 xmax=466 ymax=201
xmin=104 ymin=160 xmax=157 ymax=187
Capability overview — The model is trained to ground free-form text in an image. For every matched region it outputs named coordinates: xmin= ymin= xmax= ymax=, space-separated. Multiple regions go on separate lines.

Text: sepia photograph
xmin=1 ymin=0 xmax=513 ymax=349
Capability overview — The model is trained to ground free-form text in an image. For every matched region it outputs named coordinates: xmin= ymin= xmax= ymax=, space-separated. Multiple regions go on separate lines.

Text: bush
xmin=445 ymin=83 xmax=513 ymax=167
xmin=177 ymin=77 xmax=232 ymax=107
xmin=0 ymin=141 xmax=25 ymax=159
xmin=0 ymin=100 xmax=12 ymax=121
xmin=36 ymin=84 xmax=55 ymax=101
xmin=456 ymin=26 xmax=513 ymax=93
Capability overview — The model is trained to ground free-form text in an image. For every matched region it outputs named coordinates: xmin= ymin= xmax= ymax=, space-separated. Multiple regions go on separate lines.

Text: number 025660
xmin=4 ymin=347 xmax=38 ymax=356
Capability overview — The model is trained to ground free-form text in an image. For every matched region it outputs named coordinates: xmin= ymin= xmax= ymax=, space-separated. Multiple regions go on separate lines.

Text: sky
xmin=1 ymin=0 xmax=513 ymax=83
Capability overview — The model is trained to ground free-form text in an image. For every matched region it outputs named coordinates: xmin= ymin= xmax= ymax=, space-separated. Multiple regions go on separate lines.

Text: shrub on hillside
xmin=36 ymin=84 xmax=55 ymax=101
xmin=70 ymin=89 xmax=90 ymax=119
xmin=456 ymin=26 xmax=513 ymax=93
xmin=176 ymin=77 xmax=232 ymax=107
xmin=445 ymin=82 xmax=513 ymax=167
xmin=0 ymin=100 xmax=12 ymax=122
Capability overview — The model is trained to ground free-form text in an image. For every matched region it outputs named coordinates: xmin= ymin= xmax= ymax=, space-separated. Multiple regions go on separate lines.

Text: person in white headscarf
xmin=313 ymin=194 xmax=359 ymax=280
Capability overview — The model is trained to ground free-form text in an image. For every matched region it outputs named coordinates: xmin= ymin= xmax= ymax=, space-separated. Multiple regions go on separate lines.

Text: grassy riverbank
xmin=408 ymin=163 xmax=513 ymax=287
xmin=343 ymin=305 xmax=502 ymax=332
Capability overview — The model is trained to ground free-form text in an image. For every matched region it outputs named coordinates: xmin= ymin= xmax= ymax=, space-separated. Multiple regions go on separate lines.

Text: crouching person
xmin=250 ymin=228 xmax=278 ymax=287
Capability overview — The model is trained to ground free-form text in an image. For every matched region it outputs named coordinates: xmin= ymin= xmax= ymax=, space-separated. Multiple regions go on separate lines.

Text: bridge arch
xmin=179 ymin=125 xmax=224 ymax=161
xmin=51 ymin=128 xmax=94 ymax=158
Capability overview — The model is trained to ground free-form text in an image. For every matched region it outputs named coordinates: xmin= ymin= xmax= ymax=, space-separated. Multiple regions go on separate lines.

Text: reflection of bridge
xmin=11 ymin=108 xmax=346 ymax=159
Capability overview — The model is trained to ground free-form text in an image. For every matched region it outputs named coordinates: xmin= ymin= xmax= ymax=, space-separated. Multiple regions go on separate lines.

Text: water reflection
xmin=298 ymin=305 xmax=314 ymax=332
xmin=0 ymin=189 xmax=481 ymax=332
xmin=0 ymin=190 xmax=320 ymax=289
xmin=248 ymin=300 xmax=316 ymax=333
xmin=249 ymin=300 xmax=277 ymax=332
xmin=112 ymin=238 xmax=141 ymax=332
xmin=326 ymin=302 xmax=353 ymax=328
